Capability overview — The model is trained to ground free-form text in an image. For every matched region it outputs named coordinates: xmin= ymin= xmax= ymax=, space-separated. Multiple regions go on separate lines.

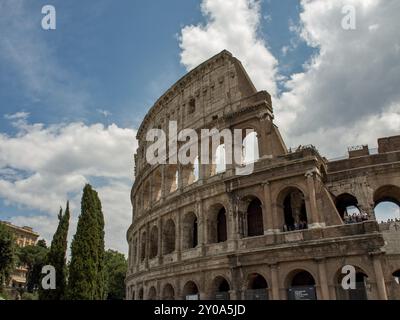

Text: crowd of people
xmin=380 ymin=218 xmax=400 ymax=224
xmin=282 ymin=221 xmax=308 ymax=232
xmin=343 ymin=212 xmax=369 ymax=224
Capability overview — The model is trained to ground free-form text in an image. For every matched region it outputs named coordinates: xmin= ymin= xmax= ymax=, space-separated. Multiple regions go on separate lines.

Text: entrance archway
xmin=213 ymin=276 xmax=230 ymax=300
xmin=246 ymin=198 xmax=264 ymax=237
xmin=162 ymin=284 xmax=175 ymax=300
xmin=183 ymin=281 xmax=199 ymax=300
xmin=280 ymin=188 xmax=308 ymax=231
xmin=287 ymin=270 xmax=317 ymax=300
xmin=336 ymin=268 xmax=368 ymax=300
xmin=245 ymin=273 xmax=268 ymax=300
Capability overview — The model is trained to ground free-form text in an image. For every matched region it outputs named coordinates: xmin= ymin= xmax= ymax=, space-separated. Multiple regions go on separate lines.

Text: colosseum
xmin=126 ymin=50 xmax=400 ymax=300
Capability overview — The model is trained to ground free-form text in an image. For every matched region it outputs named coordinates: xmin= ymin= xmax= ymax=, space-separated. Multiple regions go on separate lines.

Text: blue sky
xmin=1 ymin=0 xmax=399 ymax=253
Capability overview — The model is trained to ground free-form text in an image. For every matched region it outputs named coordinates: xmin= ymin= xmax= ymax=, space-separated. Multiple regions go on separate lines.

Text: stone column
xmin=157 ymin=218 xmax=163 ymax=264
xmin=371 ymin=252 xmax=388 ymax=300
xmin=316 ymin=258 xmax=330 ymax=300
xmin=263 ymin=182 xmax=276 ymax=233
xmin=197 ymin=199 xmax=207 ymax=256
xmin=177 ymin=210 xmax=182 ymax=262
xmin=145 ymin=224 xmax=149 ymax=269
xmin=305 ymin=170 xmax=324 ymax=228
xmin=270 ymin=264 xmax=280 ymax=300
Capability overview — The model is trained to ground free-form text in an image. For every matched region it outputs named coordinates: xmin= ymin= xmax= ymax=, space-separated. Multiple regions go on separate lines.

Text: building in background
xmin=0 ymin=221 xmax=39 ymax=288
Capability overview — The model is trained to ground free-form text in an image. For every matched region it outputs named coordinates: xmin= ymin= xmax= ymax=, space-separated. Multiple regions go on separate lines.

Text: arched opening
xmin=242 ymin=131 xmax=259 ymax=164
xmin=335 ymin=193 xmax=366 ymax=223
xmin=149 ymin=226 xmax=158 ymax=259
xmin=162 ymin=284 xmax=175 ymax=300
xmin=148 ymin=286 xmax=157 ymax=300
xmin=374 ymin=185 xmax=400 ymax=223
xmin=213 ymin=276 xmax=230 ymax=300
xmin=246 ymin=197 xmax=264 ymax=237
xmin=217 ymin=208 xmax=227 ymax=243
xmin=208 ymin=204 xmax=228 ymax=244
xmin=182 ymin=212 xmax=198 ymax=250
xmin=152 ymin=169 xmax=162 ymax=202
xmin=183 ymin=281 xmax=199 ymax=300
xmin=287 ymin=270 xmax=317 ymax=300
xmin=245 ymin=273 xmax=268 ymax=300
xmin=281 ymin=188 xmax=308 ymax=232
xmin=336 ymin=269 xmax=369 ymax=300
xmin=140 ymin=232 xmax=146 ymax=262
xmin=193 ymin=156 xmax=200 ymax=182
xmin=188 ymin=98 xmax=196 ymax=114
xmin=163 ymin=219 xmax=176 ymax=255
xmin=138 ymin=288 xmax=144 ymax=300
xmin=393 ymin=270 xmax=400 ymax=287
xmin=215 ymin=144 xmax=226 ymax=174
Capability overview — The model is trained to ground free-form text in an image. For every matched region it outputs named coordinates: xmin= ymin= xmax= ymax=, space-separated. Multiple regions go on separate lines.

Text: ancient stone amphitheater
xmin=126 ymin=50 xmax=400 ymax=300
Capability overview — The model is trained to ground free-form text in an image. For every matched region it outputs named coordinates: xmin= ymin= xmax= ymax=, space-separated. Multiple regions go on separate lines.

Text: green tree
xmin=17 ymin=242 xmax=48 ymax=293
xmin=104 ymin=250 xmax=127 ymax=300
xmin=0 ymin=223 xmax=15 ymax=291
xmin=67 ymin=184 xmax=106 ymax=300
xmin=40 ymin=203 xmax=70 ymax=300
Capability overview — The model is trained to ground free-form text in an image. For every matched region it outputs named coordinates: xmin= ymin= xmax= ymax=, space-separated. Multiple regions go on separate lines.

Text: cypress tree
xmin=40 ymin=202 xmax=70 ymax=300
xmin=67 ymin=184 xmax=106 ymax=300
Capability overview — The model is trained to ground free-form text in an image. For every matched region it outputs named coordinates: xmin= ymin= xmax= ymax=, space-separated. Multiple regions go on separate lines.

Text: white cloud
xmin=0 ymin=115 xmax=137 ymax=254
xmin=179 ymin=0 xmax=278 ymax=95
xmin=179 ymin=0 xmax=400 ymax=158
xmin=275 ymin=0 xmax=400 ymax=156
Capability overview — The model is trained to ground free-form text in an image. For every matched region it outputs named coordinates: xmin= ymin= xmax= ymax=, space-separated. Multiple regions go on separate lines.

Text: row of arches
xmin=131 ymin=266 xmax=400 ymax=300
xmin=334 ymin=185 xmax=400 ymax=223
xmin=132 ymin=187 xmax=314 ymax=264
xmin=138 ymin=132 xmax=260 ymax=211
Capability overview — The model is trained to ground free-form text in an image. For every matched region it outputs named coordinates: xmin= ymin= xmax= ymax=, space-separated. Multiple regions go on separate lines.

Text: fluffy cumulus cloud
xmin=179 ymin=0 xmax=278 ymax=95
xmin=0 ymin=114 xmax=137 ymax=254
xmin=179 ymin=0 xmax=400 ymax=158
xmin=276 ymin=0 xmax=400 ymax=156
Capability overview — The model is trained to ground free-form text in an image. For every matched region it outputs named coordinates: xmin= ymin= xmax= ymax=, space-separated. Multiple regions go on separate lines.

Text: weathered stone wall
xmin=126 ymin=50 xmax=400 ymax=300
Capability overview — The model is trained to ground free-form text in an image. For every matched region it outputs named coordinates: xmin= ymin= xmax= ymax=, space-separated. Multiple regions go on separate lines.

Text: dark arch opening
xmin=336 ymin=270 xmax=368 ymax=300
xmin=288 ymin=270 xmax=316 ymax=300
xmin=163 ymin=219 xmax=176 ymax=255
xmin=140 ymin=232 xmax=146 ymax=262
xmin=247 ymin=198 xmax=264 ymax=237
xmin=162 ymin=284 xmax=175 ymax=300
xmin=183 ymin=281 xmax=199 ymax=300
xmin=149 ymin=226 xmax=158 ymax=259
xmin=335 ymin=193 xmax=364 ymax=222
xmin=138 ymin=288 xmax=144 ymax=300
xmin=245 ymin=273 xmax=268 ymax=300
xmin=148 ymin=286 xmax=157 ymax=300
xmin=214 ymin=277 xmax=230 ymax=300
xmin=217 ymin=208 xmax=227 ymax=243
xmin=183 ymin=212 xmax=198 ymax=249
xmin=282 ymin=188 xmax=308 ymax=231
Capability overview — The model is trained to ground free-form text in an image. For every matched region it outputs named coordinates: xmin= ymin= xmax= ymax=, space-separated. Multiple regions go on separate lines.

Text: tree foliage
xmin=0 ymin=223 xmax=15 ymax=290
xmin=40 ymin=203 xmax=70 ymax=300
xmin=104 ymin=250 xmax=127 ymax=300
xmin=67 ymin=184 xmax=106 ymax=300
xmin=17 ymin=242 xmax=48 ymax=293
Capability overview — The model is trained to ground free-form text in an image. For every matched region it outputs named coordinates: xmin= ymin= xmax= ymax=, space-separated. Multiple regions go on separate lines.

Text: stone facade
xmin=1 ymin=221 xmax=39 ymax=288
xmin=126 ymin=50 xmax=400 ymax=300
